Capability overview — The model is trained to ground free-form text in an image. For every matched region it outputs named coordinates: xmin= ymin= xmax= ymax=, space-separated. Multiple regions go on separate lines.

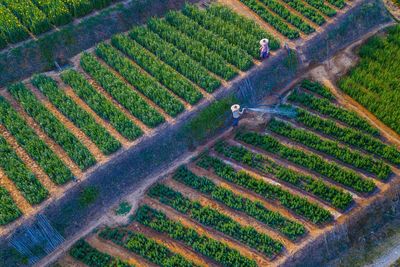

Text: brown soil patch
xmin=56 ymin=255 xmax=87 ymax=267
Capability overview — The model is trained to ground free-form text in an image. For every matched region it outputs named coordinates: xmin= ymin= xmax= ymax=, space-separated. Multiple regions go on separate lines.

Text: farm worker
xmin=260 ymin=38 xmax=270 ymax=60
xmin=231 ymin=104 xmax=245 ymax=127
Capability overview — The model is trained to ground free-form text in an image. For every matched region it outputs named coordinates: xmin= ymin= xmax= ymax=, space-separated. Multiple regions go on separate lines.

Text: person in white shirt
xmin=231 ymin=104 xmax=245 ymax=127
xmin=260 ymin=38 xmax=270 ymax=60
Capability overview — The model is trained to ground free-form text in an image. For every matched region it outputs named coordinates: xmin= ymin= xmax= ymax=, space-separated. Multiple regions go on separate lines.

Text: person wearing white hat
xmin=260 ymin=38 xmax=270 ymax=60
xmin=231 ymin=104 xmax=245 ymax=127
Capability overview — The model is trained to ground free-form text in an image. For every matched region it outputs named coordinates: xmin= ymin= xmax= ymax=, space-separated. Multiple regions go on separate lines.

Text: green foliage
xmin=268 ymin=119 xmax=390 ymax=179
xmin=61 ymin=69 xmax=143 ymax=141
xmin=32 ymin=74 xmax=121 ymax=155
xmin=147 ymin=17 xmax=237 ymax=80
xmin=281 ymin=0 xmax=326 ymax=25
xmin=80 ymin=52 xmax=164 ymax=128
xmin=213 ymin=141 xmax=353 ymax=210
xmin=339 ymin=25 xmax=400 ymax=136
xmin=0 ymin=187 xmax=22 ymax=225
xmin=300 ymin=79 xmax=334 ymax=99
xmin=134 ymin=205 xmax=257 ymax=267
xmin=302 ymin=0 xmax=336 ymax=17
xmin=115 ymin=202 xmax=131 ymax=216
xmin=295 ymin=108 xmax=400 ymax=165
xmin=0 ymin=6 xmax=29 ymax=44
xmin=0 ymin=135 xmax=48 ymax=205
xmin=96 ymin=43 xmax=184 ymax=117
xmin=326 ymin=0 xmax=346 ymax=8
xmin=148 ymin=183 xmax=284 ymax=257
xmin=173 ymin=166 xmax=309 ymax=233
xmin=111 ymin=34 xmax=203 ymax=105
xmin=9 ymin=83 xmax=96 ymax=170
xmin=236 ymin=131 xmax=377 ymax=193
xmin=78 ymin=186 xmax=99 ymax=207
xmin=165 ymin=11 xmax=253 ymax=70
xmin=100 ymin=227 xmax=196 ymax=267
xmin=70 ymin=239 xmax=134 ymax=267
xmin=0 ymin=95 xmax=72 ymax=185
xmin=129 ymin=26 xmax=220 ymax=93
xmin=32 ymin=0 xmax=72 ymax=26
xmin=237 ymin=0 xmax=300 ymax=39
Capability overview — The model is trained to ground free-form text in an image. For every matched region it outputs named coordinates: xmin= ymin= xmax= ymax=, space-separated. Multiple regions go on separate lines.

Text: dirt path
xmin=143 ymin=196 xmax=272 ymax=265
xmin=86 ymin=235 xmax=154 ymax=267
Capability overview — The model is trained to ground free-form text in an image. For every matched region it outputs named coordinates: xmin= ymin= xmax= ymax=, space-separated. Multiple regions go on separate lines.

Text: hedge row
xmin=130 ymin=27 xmax=221 ymax=93
xmin=148 ymin=18 xmax=237 ymax=80
xmin=295 ymin=108 xmax=400 ymax=165
xmin=80 ymin=53 xmax=165 ymax=128
xmin=32 ymin=74 xmax=121 ymax=155
xmin=61 ymin=69 xmax=143 ymax=141
xmin=111 ymin=34 xmax=203 ymax=105
xmin=9 ymin=83 xmax=96 ymax=170
xmin=173 ymin=166 xmax=308 ymax=234
xmin=0 ymin=96 xmax=72 ymax=185
xmin=148 ymin=183 xmax=284 ymax=257
xmin=268 ymin=119 xmax=390 ymax=180
xmin=165 ymin=11 xmax=253 ymax=70
xmin=96 ymin=43 xmax=184 ymax=117
xmin=99 ymin=227 xmax=196 ymax=267
xmin=236 ymin=131 xmax=377 ymax=193
xmin=213 ymin=141 xmax=353 ymax=210
xmin=134 ymin=205 xmax=257 ymax=267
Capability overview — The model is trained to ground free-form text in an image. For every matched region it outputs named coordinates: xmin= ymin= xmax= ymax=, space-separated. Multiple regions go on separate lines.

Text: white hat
xmin=260 ymin=39 xmax=269 ymax=45
xmin=231 ymin=104 xmax=240 ymax=112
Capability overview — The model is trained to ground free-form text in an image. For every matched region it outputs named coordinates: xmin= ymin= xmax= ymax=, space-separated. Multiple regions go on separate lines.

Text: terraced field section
xmin=61 ymin=78 xmax=400 ymax=266
xmin=0 ymin=0 xmax=117 ymax=49
xmin=0 ymin=0 xmax=349 ymax=230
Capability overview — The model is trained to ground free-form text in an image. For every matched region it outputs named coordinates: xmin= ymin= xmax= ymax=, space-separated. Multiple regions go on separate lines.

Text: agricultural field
xmin=60 ymin=77 xmax=400 ymax=266
xmin=0 ymin=0 xmax=116 ymax=50
xmin=0 ymin=0 xmax=353 ymax=231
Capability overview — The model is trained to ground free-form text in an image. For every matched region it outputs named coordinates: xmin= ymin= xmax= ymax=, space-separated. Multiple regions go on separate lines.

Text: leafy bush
xmin=61 ymin=69 xmax=143 ymax=141
xmin=115 ymin=202 xmax=131 ymax=216
xmin=96 ymin=43 xmax=184 ymax=117
xmin=213 ymin=141 xmax=353 ymax=210
xmin=134 ymin=205 xmax=257 ymax=267
xmin=236 ymin=131 xmax=377 ymax=193
xmin=0 ymin=96 xmax=72 ymax=185
xmin=78 ymin=186 xmax=99 ymax=207
xmin=148 ymin=183 xmax=284 ymax=257
xmin=80 ymin=53 xmax=165 ymax=128
xmin=9 ymin=83 xmax=96 ymax=170
xmin=0 ymin=186 xmax=22 ymax=225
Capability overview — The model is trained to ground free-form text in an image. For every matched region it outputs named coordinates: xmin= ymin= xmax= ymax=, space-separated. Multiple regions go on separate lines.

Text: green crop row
xmin=148 ymin=183 xmax=284 ymax=257
xmin=134 ymin=205 xmax=257 ymax=267
xmin=236 ymin=131 xmax=377 ymax=193
xmin=9 ymin=83 xmax=96 ymax=170
xmin=207 ymin=4 xmax=280 ymax=50
xmin=130 ymin=27 xmax=221 ymax=93
xmin=289 ymin=90 xmax=379 ymax=135
xmin=0 ymin=6 xmax=29 ymax=46
xmin=32 ymin=74 xmax=121 ymax=155
xmin=0 ymin=186 xmax=21 ymax=225
xmin=0 ymin=134 xmax=48 ymax=205
xmin=258 ymin=0 xmax=315 ymax=34
xmin=238 ymin=0 xmax=301 ymax=39
xmin=268 ymin=119 xmax=390 ymax=179
xmin=173 ymin=166 xmax=308 ymax=234
xmin=300 ymin=79 xmax=334 ymax=99
xmin=148 ymin=18 xmax=237 ymax=80
xmin=111 ymin=35 xmax=203 ymax=105
xmin=70 ymin=239 xmax=134 ymax=267
xmin=2 ymin=0 xmax=51 ymax=35
xmin=0 ymin=96 xmax=72 ymax=185
xmin=302 ymin=0 xmax=336 ymax=17
xmin=80 ymin=53 xmax=164 ymax=128
xmin=165 ymin=11 xmax=253 ymax=71
xmin=295 ymin=108 xmax=400 ymax=165
xmin=282 ymin=0 xmax=326 ymax=25
xmin=326 ymin=0 xmax=346 ymax=9
xmin=96 ymin=43 xmax=184 ymax=117
xmin=213 ymin=141 xmax=353 ymax=210
xmin=32 ymin=0 xmax=72 ymax=26
xmin=61 ymin=69 xmax=143 ymax=141
xmin=100 ymin=227 xmax=197 ymax=267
